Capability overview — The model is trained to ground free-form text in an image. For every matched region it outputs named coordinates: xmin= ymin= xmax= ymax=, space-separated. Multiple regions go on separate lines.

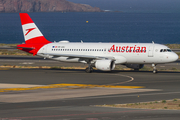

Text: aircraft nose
xmin=172 ymin=53 xmax=179 ymax=61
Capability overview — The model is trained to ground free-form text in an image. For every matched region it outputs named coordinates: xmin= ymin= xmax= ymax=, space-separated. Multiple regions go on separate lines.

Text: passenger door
xmin=148 ymin=46 xmax=154 ymax=57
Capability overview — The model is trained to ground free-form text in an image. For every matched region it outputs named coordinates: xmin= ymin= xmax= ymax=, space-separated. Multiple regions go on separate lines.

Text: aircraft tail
xmin=17 ymin=13 xmax=51 ymax=56
xmin=19 ymin=13 xmax=51 ymax=44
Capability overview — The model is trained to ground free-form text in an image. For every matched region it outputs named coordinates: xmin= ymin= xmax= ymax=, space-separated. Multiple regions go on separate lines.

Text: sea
xmin=0 ymin=12 xmax=180 ymax=44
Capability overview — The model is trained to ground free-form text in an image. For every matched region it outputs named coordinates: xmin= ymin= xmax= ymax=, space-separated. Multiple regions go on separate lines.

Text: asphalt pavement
xmin=0 ymin=68 xmax=180 ymax=120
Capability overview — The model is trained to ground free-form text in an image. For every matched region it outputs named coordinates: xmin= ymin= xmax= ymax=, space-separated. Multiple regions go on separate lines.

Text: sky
xmin=68 ymin=0 xmax=180 ymax=13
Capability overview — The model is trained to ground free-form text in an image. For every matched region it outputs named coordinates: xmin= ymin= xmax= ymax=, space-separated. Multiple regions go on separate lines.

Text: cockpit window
xmin=167 ymin=49 xmax=172 ymax=52
xmin=160 ymin=49 xmax=172 ymax=52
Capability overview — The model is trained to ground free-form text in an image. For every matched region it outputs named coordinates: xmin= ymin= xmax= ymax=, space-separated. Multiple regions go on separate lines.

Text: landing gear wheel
xmin=85 ymin=61 xmax=93 ymax=73
xmin=85 ymin=67 xmax=93 ymax=73
xmin=152 ymin=64 xmax=158 ymax=74
xmin=153 ymin=69 xmax=157 ymax=74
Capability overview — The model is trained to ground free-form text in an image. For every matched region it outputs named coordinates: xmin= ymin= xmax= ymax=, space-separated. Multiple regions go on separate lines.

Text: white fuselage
xmin=18 ymin=13 xmax=179 ymax=73
xmin=37 ymin=42 xmax=178 ymax=64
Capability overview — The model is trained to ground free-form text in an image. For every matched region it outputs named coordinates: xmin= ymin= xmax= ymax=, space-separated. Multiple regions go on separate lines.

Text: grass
xmin=162 ymin=100 xmax=166 ymax=103
xmin=0 ymin=49 xmax=31 ymax=56
xmin=140 ymin=66 xmax=152 ymax=71
xmin=0 ymin=43 xmax=19 ymax=47
xmin=96 ymin=99 xmax=180 ymax=110
xmin=165 ymin=44 xmax=180 ymax=49
xmin=176 ymin=52 xmax=180 ymax=58
xmin=0 ymin=65 xmax=87 ymax=70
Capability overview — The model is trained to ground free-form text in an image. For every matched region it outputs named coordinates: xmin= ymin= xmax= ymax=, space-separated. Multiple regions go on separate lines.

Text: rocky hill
xmin=0 ymin=0 xmax=102 ymax=13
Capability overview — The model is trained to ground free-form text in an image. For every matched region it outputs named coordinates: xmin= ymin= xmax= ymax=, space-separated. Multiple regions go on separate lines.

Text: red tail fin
xmin=19 ymin=13 xmax=51 ymax=44
xmin=18 ymin=13 xmax=51 ymax=56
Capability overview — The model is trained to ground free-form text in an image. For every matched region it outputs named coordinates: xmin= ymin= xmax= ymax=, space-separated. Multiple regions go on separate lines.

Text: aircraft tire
xmin=85 ymin=67 xmax=92 ymax=73
xmin=153 ymin=70 xmax=157 ymax=74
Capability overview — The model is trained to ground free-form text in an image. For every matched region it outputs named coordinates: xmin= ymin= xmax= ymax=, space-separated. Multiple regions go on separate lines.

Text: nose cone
xmin=171 ymin=52 xmax=179 ymax=62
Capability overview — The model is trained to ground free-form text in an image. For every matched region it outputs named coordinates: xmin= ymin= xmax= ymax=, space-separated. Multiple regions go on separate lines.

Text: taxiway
xmin=0 ymin=67 xmax=180 ymax=119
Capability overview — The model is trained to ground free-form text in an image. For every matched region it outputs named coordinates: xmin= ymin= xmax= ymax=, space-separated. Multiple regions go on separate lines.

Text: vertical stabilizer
xmin=19 ymin=13 xmax=51 ymax=44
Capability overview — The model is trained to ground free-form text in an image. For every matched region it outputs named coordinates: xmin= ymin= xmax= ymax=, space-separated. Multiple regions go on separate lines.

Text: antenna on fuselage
xmin=81 ymin=40 xmax=83 ymax=43
xmin=152 ymin=41 xmax=154 ymax=44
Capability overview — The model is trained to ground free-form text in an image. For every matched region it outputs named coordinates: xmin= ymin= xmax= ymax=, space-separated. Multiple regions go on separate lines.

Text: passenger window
xmin=160 ymin=49 xmax=163 ymax=52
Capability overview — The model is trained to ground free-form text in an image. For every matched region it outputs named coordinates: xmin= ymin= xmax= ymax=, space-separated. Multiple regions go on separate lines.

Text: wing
xmin=43 ymin=53 xmax=115 ymax=60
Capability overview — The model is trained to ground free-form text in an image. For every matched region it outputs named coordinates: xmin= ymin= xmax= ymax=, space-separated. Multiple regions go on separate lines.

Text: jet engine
xmin=125 ymin=64 xmax=144 ymax=70
xmin=95 ymin=60 xmax=115 ymax=71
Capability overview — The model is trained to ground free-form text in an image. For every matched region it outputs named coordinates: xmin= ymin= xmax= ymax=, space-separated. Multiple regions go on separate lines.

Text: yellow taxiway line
xmin=51 ymin=83 xmax=144 ymax=89
xmin=0 ymin=83 xmax=144 ymax=92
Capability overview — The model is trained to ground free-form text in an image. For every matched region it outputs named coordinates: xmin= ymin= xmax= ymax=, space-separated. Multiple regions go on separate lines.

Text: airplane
xmin=17 ymin=13 xmax=178 ymax=73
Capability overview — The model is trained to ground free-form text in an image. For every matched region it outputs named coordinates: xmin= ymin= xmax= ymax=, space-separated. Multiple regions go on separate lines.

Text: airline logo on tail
xmin=25 ymin=28 xmax=36 ymax=36
xmin=22 ymin=23 xmax=43 ymax=42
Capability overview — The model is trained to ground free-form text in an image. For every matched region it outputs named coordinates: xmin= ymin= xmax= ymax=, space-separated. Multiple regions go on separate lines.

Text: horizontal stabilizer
xmin=17 ymin=46 xmax=35 ymax=49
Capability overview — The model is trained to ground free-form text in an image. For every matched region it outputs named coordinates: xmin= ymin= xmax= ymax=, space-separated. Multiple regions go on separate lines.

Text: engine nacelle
xmin=125 ymin=64 xmax=144 ymax=70
xmin=95 ymin=60 xmax=115 ymax=71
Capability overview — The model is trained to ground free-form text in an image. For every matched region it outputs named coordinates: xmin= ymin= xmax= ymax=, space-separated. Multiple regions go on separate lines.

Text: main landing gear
xmin=152 ymin=64 xmax=157 ymax=74
xmin=85 ymin=63 xmax=93 ymax=73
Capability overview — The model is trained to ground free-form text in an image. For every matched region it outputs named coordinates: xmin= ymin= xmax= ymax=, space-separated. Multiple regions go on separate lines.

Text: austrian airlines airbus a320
xmin=17 ymin=13 xmax=178 ymax=73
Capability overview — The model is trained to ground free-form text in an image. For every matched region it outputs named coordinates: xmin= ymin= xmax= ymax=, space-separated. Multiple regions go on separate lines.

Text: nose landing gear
xmin=152 ymin=64 xmax=157 ymax=74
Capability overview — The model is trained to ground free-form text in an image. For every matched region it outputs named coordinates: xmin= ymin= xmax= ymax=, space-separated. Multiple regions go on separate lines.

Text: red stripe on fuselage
xmin=20 ymin=13 xmax=34 ymax=25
